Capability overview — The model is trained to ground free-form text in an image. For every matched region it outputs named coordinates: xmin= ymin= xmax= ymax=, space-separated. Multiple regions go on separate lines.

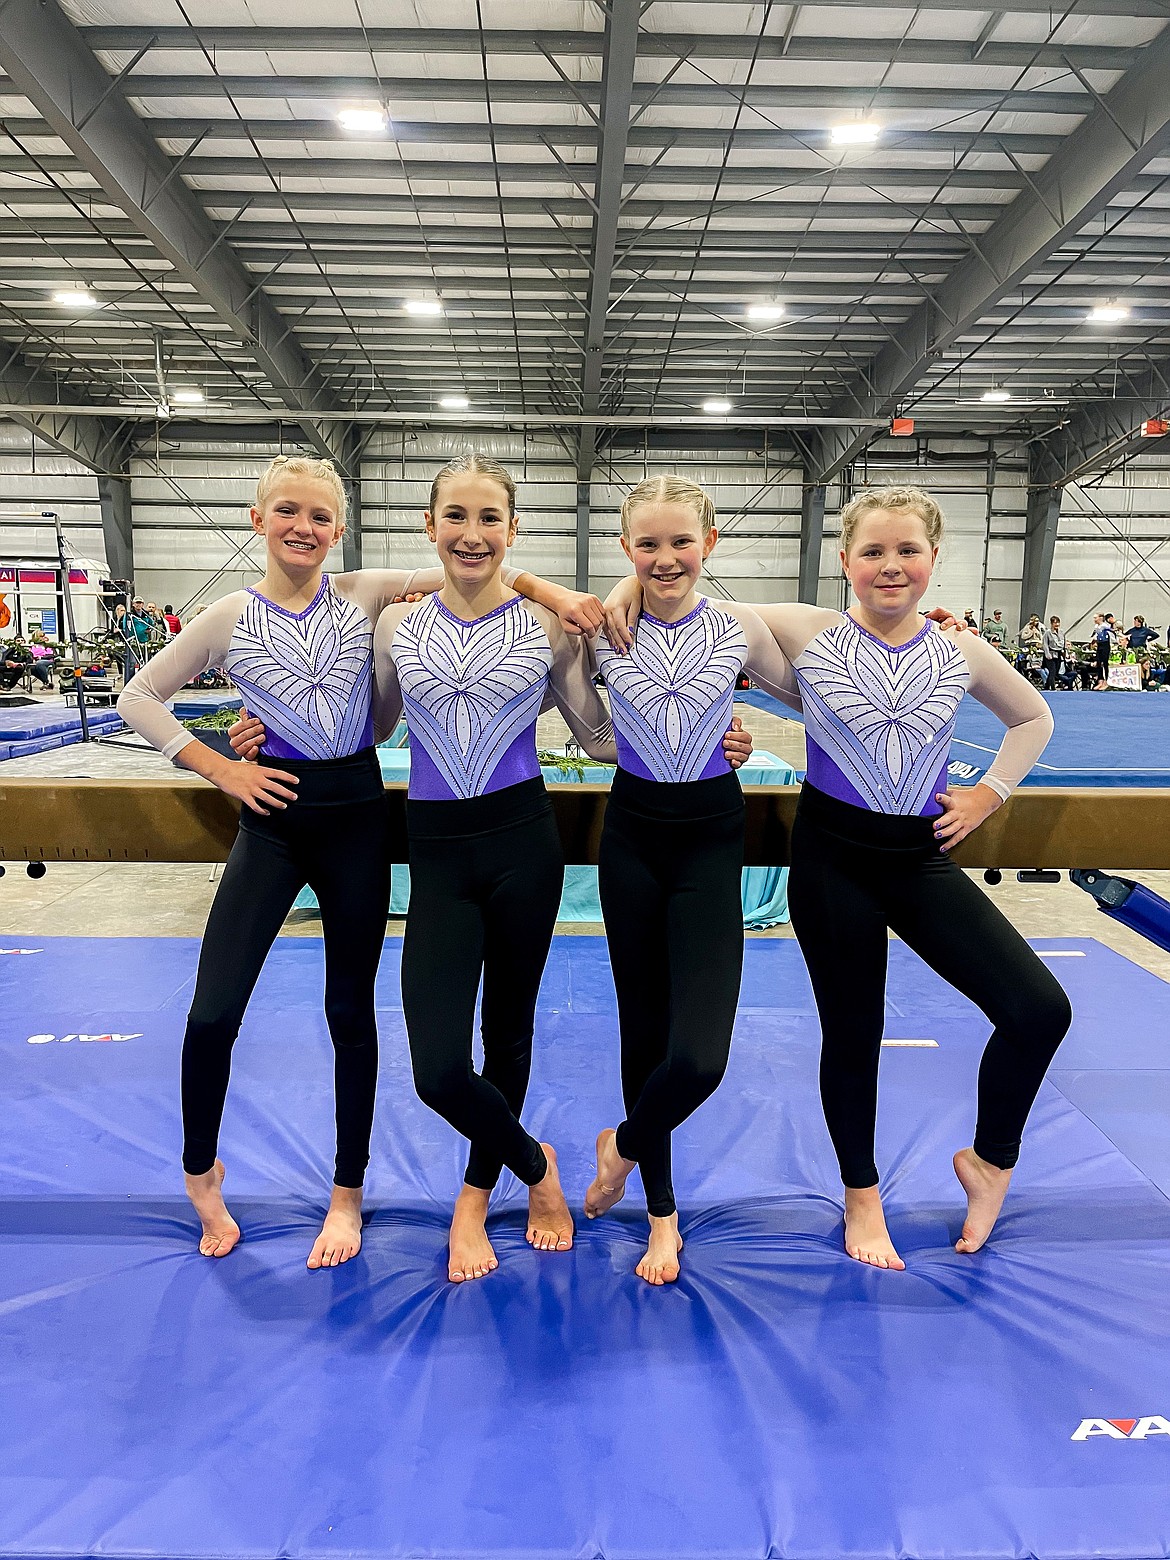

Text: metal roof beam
xmin=27 ymin=73 xmax=1094 ymax=115
xmin=808 ymin=20 xmax=1170 ymax=484
xmin=3 ymin=115 xmax=1075 ymax=158
xmin=0 ymin=0 xmax=345 ymax=469
xmin=1032 ymin=359 xmax=1170 ymax=486
xmin=577 ymin=0 xmax=639 ymax=487
xmin=0 ymin=347 xmax=130 ymax=472
xmin=75 ymin=27 xmax=1145 ymax=72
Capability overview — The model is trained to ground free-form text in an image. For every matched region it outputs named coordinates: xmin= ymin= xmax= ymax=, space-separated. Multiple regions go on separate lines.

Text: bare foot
xmin=843 ymin=1185 xmax=905 ymax=1270
xmin=953 ymin=1147 xmax=1013 ymax=1253
xmin=448 ymin=1185 xmax=498 ymax=1283
xmin=584 ymin=1128 xmax=635 ymax=1219
xmin=185 ymin=1159 xmax=241 ymax=1258
xmin=307 ymin=1184 xmax=364 ymax=1269
xmin=527 ymin=1144 xmax=574 ymax=1252
xmin=635 ymin=1212 xmax=683 ymax=1285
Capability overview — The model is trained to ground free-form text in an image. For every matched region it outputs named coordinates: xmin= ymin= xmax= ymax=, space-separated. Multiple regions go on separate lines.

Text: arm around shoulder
xmin=539 ymin=608 xmax=618 ymax=763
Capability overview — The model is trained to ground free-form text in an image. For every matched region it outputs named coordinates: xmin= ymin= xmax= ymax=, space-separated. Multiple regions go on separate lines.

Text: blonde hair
xmin=838 ymin=485 xmax=944 ymax=554
xmin=255 ymin=455 xmax=347 ymax=523
xmin=429 ymin=452 xmax=517 ymax=516
xmin=621 ymin=474 xmax=716 ymax=536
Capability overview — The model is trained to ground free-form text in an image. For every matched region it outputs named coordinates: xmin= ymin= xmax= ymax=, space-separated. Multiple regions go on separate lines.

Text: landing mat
xmin=1 ymin=934 xmax=1168 ymax=1560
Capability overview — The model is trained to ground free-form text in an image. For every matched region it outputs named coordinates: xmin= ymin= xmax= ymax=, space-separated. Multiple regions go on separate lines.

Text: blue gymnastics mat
xmin=1 ymin=933 xmax=1169 ymax=1560
xmin=739 ymin=686 xmax=1170 ymax=787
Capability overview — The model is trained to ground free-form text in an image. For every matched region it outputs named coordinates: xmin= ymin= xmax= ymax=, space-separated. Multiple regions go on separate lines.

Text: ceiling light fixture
xmin=747 ymin=302 xmax=785 ymax=322
xmin=54 ymin=289 xmax=99 ymax=308
xmin=439 ymin=395 xmax=470 ymax=410
xmin=702 ymin=398 xmax=733 ymax=415
xmin=171 ymin=388 xmax=205 ymax=405
xmin=338 ymin=107 xmax=389 ymax=133
xmin=981 ymin=389 xmax=1012 ymax=403
xmin=1088 ymin=302 xmax=1129 ymax=323
xmin=831 ymin=122 xmax=880 ymax=146
xmin=404 ymin=297 xmax=443 ymax=316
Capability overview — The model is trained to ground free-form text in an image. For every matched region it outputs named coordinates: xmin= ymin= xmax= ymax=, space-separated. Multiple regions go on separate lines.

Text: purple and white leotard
xmin=392 ymin=594 xmax=552 ymax=800
xmin=118 ymin=567 xmax=441 ymax=762
xmin=793 ymin=615 xmax=969 ymax=817
xmin=595 ymin=596 xmax=797 ymax=783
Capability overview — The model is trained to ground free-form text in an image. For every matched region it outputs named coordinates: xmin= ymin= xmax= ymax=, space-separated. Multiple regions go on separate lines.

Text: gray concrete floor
xmin=2 ymin=702 xmax=1167 ymax=981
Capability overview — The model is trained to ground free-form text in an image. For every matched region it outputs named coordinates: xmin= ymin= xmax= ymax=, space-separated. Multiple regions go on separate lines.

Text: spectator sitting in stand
xmin=26 ymin=630 xmax=56 ymax=687
xmin=1 ymin=635 xmax=45 ymax=690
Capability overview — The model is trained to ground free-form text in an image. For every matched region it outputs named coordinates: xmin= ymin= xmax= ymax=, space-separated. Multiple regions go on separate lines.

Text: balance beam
xmin=2 ymin=779 xmax=1169 ymax=870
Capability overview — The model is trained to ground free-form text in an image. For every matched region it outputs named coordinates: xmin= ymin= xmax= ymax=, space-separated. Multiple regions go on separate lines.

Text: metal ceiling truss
xmin=807 ymin=19 xmax=1170 ymax=483
xmin=0 ymin=0 xmax=346 ymax=469
xmin=574 ymin=0 xmax=640 ymax=587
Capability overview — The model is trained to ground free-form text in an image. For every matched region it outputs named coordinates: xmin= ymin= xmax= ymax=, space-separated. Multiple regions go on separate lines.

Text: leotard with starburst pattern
xmin=117 ymin=566 xmax=443 ymax=761
xmin=392 ymin=594 xmax=551 ymax=800
xmin=595 ymin=596 xmax=798 ymax=784
xmin=376 ymin=593 xmax=617 ymax=801
xmin=793 ymin=615 xmax=969 ymax=816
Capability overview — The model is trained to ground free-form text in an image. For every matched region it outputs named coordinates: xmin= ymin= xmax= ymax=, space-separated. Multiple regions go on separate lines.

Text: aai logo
xmin=27 ymin=1032 xmax=141 ymax=1044
xmin=1071 ymin=1417 xmax=1170 ymax=1441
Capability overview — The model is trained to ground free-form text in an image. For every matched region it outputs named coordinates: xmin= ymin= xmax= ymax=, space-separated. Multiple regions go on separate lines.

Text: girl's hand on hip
xmin=932 ymin=783 xmax=1002 ymax=850
xmin=214 ymin=757 xmax=299 ymax=816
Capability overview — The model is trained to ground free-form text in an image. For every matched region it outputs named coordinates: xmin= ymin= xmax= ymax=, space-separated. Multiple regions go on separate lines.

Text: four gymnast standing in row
xmin=120 ymin=452 xmax=1072 ymax=1284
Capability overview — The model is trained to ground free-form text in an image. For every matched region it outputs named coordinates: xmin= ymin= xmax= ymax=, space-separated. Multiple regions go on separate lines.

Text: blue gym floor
xmin=740 ymin=687 xmax=1170 ymax=787
xmin=2 ymin=934 xmax=1169 ymax=1560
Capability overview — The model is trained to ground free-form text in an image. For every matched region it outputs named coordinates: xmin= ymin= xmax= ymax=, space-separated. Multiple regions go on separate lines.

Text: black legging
xmin=402 ymin=777 xmax=562 ymax=1190
xmin=599 ymin=768 xmax=745 ymax=1218
xmin=788 ymin=782 xmax=1072 ymax=1188
xmin=182 ymin=747 xmax=391 ymax=1187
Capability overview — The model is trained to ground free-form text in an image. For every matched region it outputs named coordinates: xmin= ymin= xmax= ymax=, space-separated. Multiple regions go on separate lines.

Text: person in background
xmin=1125 ymin=616 xmax=1160 ymax=689
xmin=982 ymin=608 xmax=1007 ymax=646
xmin=26 ymin=630 xmax=55 ymax=687
xmin=963 ymin=608 xmax=979 ymax=631
xmin=163 ymin=604 xmax=182 ymax=636
xmin=1019 ymin=615 xmax=1043 ymax=655
xmin=1041 ymin=616 xmax=1067 ymax=690
xmin=1092 ymin=613 xmax=1114 ymax=689
xmin=1 ymin=634 xmax=36 ymax=690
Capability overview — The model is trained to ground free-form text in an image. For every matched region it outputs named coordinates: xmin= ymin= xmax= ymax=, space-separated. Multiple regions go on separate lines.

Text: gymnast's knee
xmin=411 ymin=1052 xmax=470 ymax=1115
xmin=324 ymin=993 xmax=376 ymax=1050
xmin=669 ymin=1049 xmax=728 ymax=1108
xmin=1002 ymin=978 xmax=1073 ymax=1058
xmin=183 ymin=1008 xmax=244 ymax=1050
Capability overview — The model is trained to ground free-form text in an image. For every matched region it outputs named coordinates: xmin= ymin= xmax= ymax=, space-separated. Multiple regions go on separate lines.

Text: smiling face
xmin=841 ymin=507 xmax=937 ymax=619
xmin=425 ymin=472 xmax=517 ymax=583
xmin=621 ymin=499 xmax=716 ymax=617
xmin=251 ymin=475 xmax=344 ymax=572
